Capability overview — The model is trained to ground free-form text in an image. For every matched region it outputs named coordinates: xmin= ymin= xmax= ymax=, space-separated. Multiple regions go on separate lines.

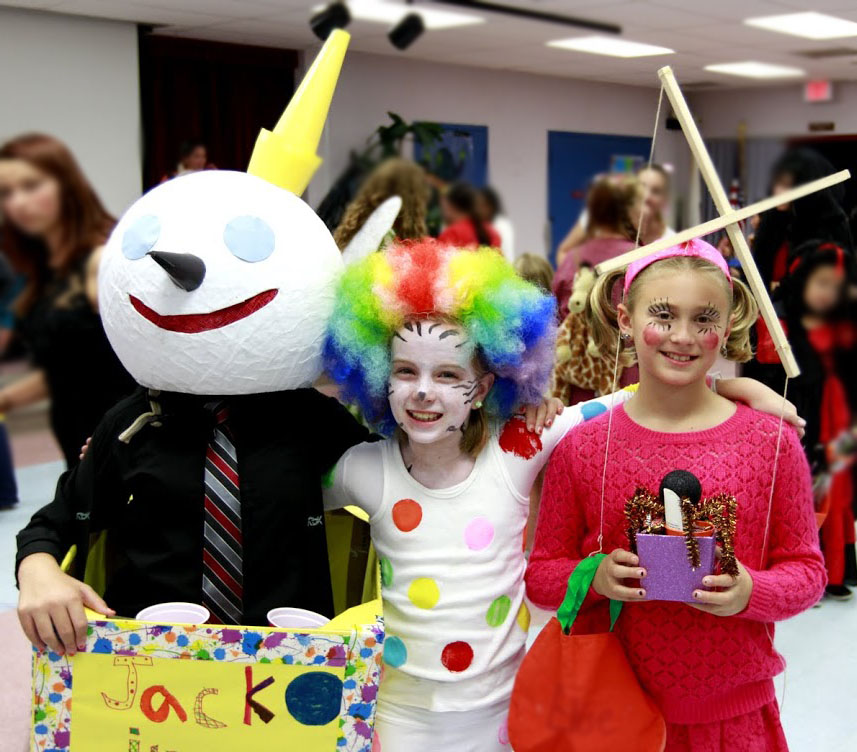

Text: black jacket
xmin=753 ymin=148 xmax=853 ymax=289
xmin=16 ymin=387 xmax=370 ymax=625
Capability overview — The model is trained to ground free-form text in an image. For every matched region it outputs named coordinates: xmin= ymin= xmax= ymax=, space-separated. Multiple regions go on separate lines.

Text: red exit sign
xmin=805 ymin=79 xmax=833 ymax=103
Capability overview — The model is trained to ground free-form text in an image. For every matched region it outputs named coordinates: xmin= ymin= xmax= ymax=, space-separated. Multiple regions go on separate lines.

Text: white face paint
xmin=388 ymin=318 xmax=486 ymax=446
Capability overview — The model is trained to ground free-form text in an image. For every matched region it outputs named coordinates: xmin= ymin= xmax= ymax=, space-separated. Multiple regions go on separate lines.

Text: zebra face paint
xmin=389 ymin=318 xmax=488 ymax=446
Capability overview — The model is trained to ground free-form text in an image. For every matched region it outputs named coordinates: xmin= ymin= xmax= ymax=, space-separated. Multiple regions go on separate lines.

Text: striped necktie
xmin=202 ymin=402 xmax=243 ymax=624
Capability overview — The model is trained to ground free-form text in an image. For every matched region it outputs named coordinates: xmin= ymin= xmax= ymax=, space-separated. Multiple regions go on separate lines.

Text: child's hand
xmin=717 ymin=377 xmax=805 ymax=438
xmin=593 ymin=549 xmax=648 ymax=601
xmin=79 ymin=436 xmax=92 ymax=461
xmin=17 ymin=553 xmax=115 ymax=656
xmin=689 ymin=556 xmax=753 ymax=617
xmin=522 ymin=397 xmax=565 ymax=434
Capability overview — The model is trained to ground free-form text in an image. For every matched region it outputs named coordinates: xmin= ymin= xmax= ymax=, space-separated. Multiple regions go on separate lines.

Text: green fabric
xmin=557 ymin=554 xmax=623 ymax=634
xmin=321 ymin=463 xmax=336 ymax=489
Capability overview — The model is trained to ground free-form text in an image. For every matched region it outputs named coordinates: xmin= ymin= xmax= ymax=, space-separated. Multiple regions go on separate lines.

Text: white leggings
xmin=373 ymin=697 xmax=511 ymax=752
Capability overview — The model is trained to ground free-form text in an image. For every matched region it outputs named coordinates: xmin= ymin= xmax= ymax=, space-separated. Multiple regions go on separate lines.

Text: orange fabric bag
xmin=509 ymin=555 xmax=666 ymax=752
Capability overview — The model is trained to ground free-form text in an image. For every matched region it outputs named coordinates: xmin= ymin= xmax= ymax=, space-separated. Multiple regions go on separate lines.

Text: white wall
xmin=691 ymin=82 xmax=857 ymax=139
xmin=0 ymin=7 xmax=142 ymax=217
xmin=311 ymin=50 xmax=688 ymax=257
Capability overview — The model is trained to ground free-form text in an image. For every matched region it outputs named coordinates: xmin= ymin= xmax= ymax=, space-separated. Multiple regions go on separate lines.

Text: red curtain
xmin=139 ymin=31 xmax=298 ymax=190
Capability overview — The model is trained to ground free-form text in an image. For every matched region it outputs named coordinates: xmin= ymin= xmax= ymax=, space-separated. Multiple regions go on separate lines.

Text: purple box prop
xmin=636 ymin=533 xmax=716 ymax=602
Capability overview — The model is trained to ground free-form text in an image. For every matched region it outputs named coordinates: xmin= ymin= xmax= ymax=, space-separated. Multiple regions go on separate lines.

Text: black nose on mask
xmin=148 ymin=251 xmax=206 ymax=292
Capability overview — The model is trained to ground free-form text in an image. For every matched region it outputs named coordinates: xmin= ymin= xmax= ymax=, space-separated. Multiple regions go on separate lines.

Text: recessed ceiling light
xmin=745 ymin=12 xmax=857 ymax=40
xmin=547 ymin=36 xmax=674 ymax=58
xmin=704 ymin=61 xmax=806 ymax=79
xmin=312 ymin=1 xmax=483 ymax=30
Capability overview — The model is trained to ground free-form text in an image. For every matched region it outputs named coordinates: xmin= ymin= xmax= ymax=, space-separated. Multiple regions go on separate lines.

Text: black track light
xmin=310 ymin=2 xmax=351 ymax=41
xmin=389 ymin=12 xmax=425 ymax=50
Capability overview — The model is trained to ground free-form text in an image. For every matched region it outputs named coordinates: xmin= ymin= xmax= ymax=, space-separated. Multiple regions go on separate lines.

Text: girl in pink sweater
xmin=526 ymin=239 xmax=827 ymax=751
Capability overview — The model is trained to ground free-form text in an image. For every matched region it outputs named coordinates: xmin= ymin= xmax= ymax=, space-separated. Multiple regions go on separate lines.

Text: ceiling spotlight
xmin=389 ymin=12 xmax=425 ymax=50
xmin=310 ymin=2 xmax=351 ymax=40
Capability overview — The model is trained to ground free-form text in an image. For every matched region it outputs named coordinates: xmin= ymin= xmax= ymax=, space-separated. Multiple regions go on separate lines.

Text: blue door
xmin=547 ymin=131 xmax=652 ymax=266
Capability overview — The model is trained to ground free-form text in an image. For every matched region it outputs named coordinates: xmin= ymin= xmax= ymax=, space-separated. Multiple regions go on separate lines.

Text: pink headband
xmin=623 ymin=238 xmax=733 ymax=298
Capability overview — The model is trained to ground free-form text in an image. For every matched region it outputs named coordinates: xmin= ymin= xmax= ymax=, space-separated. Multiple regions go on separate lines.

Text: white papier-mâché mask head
xmin=99 ymin=170 xmax=343 ymax=394
xmin=97 ymin=30 xmax=398 ymax=396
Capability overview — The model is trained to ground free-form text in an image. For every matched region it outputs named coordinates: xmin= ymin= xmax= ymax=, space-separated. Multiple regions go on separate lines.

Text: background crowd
xmin=0 ymin=133 xmax=854 ymax=608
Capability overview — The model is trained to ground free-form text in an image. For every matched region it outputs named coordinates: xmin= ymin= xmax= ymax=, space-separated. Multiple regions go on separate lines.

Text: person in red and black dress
xmin=438 ymin=182 xmax=501 ymax=250
xmin=748 ymin=239 xmax=857 ymax=600
xmin=753 ymin=148 xmax=853 ymax=291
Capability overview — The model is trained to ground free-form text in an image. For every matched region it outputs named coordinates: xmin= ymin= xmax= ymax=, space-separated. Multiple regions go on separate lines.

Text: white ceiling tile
xmin=768 ymin=0 xmax=857 ymax=10
xmin=15 ymin=0 xmax=857 ymax=87
xmin=555 ymin=2 xmax=725 ymax=30
xmin=52 ymin=0 xmax=224 ymax=26
xmin=674 ymin=21 xmax=820 ymax=51
xmin=650 ymin=0 xmax=787 ymax=21
xmin=0 ymin=0 xmax=64 ymax=8
xmin=136 ymin=0 xmax=294 ymax=18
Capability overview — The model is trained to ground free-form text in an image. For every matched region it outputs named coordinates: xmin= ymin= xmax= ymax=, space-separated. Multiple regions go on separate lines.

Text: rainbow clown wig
xmin=323 ymin=239 xmax=557 ymax=434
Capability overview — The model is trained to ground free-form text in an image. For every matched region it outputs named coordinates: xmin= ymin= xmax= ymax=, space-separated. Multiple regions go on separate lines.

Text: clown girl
xmin=321 ymin=239 xmax=802 ymax=751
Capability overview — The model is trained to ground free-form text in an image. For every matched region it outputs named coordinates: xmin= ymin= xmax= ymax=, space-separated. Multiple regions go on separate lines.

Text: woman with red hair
xmin=0 ymin=133 xmax=134 ymax=466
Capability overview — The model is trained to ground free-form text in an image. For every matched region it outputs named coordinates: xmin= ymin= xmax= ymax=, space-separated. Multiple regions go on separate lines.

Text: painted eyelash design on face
xmin=696 ymin=303 xmax=723 ymax=334
xmin=646 ymin=298 xmax=672 ymax=330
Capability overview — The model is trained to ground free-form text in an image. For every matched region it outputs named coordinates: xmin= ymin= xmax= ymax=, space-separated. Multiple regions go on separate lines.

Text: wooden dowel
xmin=660 ymin=66 xmax=803 ymax=376
xmin=595 ymin=67 xmax=852 ymax=379
xmin=595 ymin=170 xmax=849 ymax=275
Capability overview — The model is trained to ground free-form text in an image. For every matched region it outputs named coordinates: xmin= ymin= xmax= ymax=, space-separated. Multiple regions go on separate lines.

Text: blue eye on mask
xmin=223 ymin=215 xmax=275 ymax=262
xmin=122 ymin=215 xmax=161 ymax=260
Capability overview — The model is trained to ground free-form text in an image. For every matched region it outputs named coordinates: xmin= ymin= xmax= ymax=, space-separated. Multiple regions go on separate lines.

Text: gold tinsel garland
xmin=625 ymin=488 xmax=738 ymax=576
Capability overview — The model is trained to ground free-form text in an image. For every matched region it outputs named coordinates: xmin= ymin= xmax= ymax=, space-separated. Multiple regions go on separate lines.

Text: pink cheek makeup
xmin=700 ymin=331 xmax=720 ymax=351
xmin=642 ymin=326 xmax=665 ymax=347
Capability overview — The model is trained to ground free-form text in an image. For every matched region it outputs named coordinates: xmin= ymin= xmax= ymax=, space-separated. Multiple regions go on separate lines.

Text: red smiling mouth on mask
xmin=129 ymin=289 xmax=278 ymax=333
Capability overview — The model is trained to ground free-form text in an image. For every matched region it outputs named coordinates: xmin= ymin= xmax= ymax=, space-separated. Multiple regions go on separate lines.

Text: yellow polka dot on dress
xmin=408 ymin=577 xmax=440 ymax=609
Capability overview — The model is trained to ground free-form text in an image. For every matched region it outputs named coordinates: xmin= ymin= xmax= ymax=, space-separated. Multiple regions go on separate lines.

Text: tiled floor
xmin=1 ymin=459 xmax=856 ymax=750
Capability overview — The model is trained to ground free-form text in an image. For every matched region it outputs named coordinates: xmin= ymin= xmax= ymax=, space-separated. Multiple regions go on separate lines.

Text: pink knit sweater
xmin=526 ymin=403 xmax=826 ymax=725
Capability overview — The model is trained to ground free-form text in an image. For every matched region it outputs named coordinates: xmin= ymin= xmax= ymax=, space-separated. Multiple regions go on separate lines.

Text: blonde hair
xmin=334 ymin=158 xmax=429 ymax=249
xmin=514 ymin=253 xmax=554 ymax=293
xmin=588 ymin=255 xmax=757 ymax=366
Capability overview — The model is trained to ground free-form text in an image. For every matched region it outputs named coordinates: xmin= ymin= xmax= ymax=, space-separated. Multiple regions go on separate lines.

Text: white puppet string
xmin=760 ymin=376 xmax=791 ymax=569
xmin=761 ymin=376 xmax=792 ymax=710
xmin=634 ymin=84 xmax=666 ymax=249
xmin=590 ymin=84 xmax=665 ymax=557
xmin=591 ymin=333 xmax=624 ymax=555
